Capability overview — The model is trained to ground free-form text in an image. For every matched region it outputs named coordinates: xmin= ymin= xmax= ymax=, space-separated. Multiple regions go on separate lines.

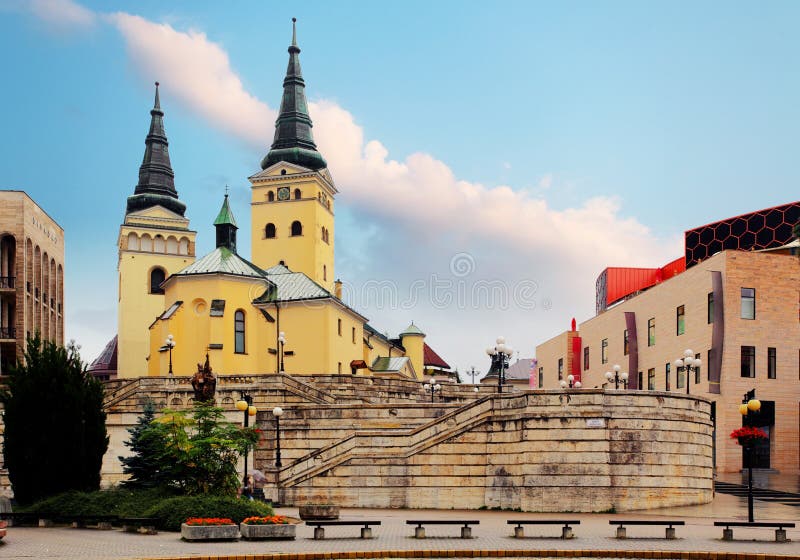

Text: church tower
xmin=249 ymin=19 xmax=336 ymax=290
xmin=117 ymin=83 xmax=196 ymax=377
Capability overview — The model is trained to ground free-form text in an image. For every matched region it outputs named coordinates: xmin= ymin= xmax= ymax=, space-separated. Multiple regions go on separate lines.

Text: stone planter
xmin=180 ymin=523 xmax=239 ymax=541
xmin=299 ymin=505 xmax=339 ymax=520
xmin=240 ymin=522 xmax=296 ymax=540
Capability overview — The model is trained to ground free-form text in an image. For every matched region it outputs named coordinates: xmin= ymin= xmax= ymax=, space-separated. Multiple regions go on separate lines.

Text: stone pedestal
xmin=360 ymin=527 xmax=372 ymax=539
xmin=616 ymin=526 xmax=626 ymax=539
xmin=562 ymin=526 xmax=573 ymax=539
xmin=722 ymin=528 xmax=733 ymax=541
xmin=314 ymin=527 xmax=325 ymax=540
xmin=665 ymin=527 xmax=676 ymax=540
xmin=461 ymin=526 xmax=472 ymax=538
xmin=514 ymin=526 xmax=524 ymax=538
xmin=776 ymin=529 xmax=787 ymax=543
xmin=415 ymin=526 xmax=425 ymax=538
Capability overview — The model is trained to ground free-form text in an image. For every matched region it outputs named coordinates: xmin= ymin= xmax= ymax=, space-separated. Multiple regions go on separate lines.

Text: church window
xmin=166 ymin=236 xmax=178 ymax=254
xmin=294 ymin=188 xmax=301 ymax=199
xmin=324 ymin=264 xmax=327 ymax=281
xmin=280 ymin=169 xmax=287 ymax=175
xmin=210 ymin=299 xmax=226 ymax=317
xmin=268 ymin=191 xmax=275 ymax=202
xmin=265 ymin=223 xmax=276 ymax=239
xmin=338 ymin=362 xmax=342 ymax=374
xmin=150 ymin=267 xmax=166 ymax=294
xmin=127 ymin=232 xmax=139 ymax=250
xmin=178 ymin=237 xmax=189 ymax=255
xmin=154 ymin=235 xmax=165 ymax=253
xmin=352 ymin=327 xmax=356 ymax=344
xmin=234 ymin=310 xmax=246 ymax=354
xmin=338 ymin=318 xmax=342 ymax=336
xmin=140 ymin=234 xmax=152 ymax=252
xmin=291 ymin=221 xmax=303 ymax=236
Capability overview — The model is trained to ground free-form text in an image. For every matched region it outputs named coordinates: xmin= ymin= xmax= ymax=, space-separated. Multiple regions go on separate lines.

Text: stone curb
xmin=139 ymin=550 xmax=799 ymax=560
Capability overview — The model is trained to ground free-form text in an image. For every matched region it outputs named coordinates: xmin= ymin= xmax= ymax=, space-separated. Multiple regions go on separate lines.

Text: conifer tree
xmin=119 ymin=399 xmax=165 ymax=488
xmin=0 ymin=335 xmax=109 ymax=504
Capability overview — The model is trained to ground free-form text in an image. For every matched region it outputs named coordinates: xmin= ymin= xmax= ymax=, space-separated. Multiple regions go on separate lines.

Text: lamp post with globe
xmin=486 ymin=337 xmax=513 ymax=393
xmin=605 ymin=365 xmax=628 ymax=389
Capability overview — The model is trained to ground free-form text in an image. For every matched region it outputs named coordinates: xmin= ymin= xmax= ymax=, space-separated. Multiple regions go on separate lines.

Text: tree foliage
xmin=136 ymin=401 xmax=259 ymax=496
xmin=119 ymin=399 xmax=170 ymax=489
xmin=0 ymin=335 xmax=109 ymax=505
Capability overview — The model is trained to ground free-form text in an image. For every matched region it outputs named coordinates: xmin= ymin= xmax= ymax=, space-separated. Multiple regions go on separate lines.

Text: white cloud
xmin=27 ymin=0 xmax=96 ymax=29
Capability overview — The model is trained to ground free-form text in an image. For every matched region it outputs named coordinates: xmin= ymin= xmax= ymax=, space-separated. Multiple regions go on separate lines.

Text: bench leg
xmin=776 ymin=529 xmax=787 ymax=543
xmin=562 ymin=526 xmax=573 ymax=539
xmin=414 ymin=526 xmax=425 ymax=538
xmin=98 ymin=522 xmax=113 ymax=530
xmin=616 ymin=526 xmax=626 ymax=539
xmin=314 ymin=527 xmax=325 ymax=540
xmin=361 ymin=527 xmax=372 ymax=539
xmin=513 ymin=526 xmax=524 ymax=538
xmin=666 ymin=527 xmax=676 ymax=540
xmin=461 ymin=526 xmax=472 ymax=538
xmin=140 ymin=525 xmax=157 ymax=535
xmin=722 ymin=528 xmax=733 ymax=541
xmin=39 ymin=519 xmax=54 ymax=528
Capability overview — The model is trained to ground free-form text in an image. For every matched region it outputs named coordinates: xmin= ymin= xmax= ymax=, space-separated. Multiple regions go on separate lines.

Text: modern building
xmin=0 ymin=191 xmax=64 ymax=374
xmin=536 ymin=203 xmax=800 ymax=475
xmin=103 ymin=21 xmax=450 ymax=381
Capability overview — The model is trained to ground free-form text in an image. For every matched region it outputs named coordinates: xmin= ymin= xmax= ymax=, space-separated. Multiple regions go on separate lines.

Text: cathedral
xmin=97 ymin=20 xmax=451 ymax=381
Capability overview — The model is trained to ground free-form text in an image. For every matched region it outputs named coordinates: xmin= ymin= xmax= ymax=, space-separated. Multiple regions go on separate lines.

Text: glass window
xmin=665 ymin=362 xmax=671 ymax=391
xmin=601 ymin=338 xmax=608 ymax=364
xmin=583 ymin=346 xmax=589 ymax=371
xmin=695 ymin=353 xmax=701 ymax=383
xmin=707 ymin=349 xmax=714 ymax=381
xmin=210 ymin=299 xmax=226 ymax=317
xmin=623 ymin=330 xmax=629 ymax=356
xmin=677 ymin=365 xmax=685 ymax=389
xmin=291 ymin=221 xmax=303 ymax=236
xmin=149 ymin=267 xmax=166 ymax=294
xmin=676 ymin=305 xmax=685 ymax=335
xmin=337 ymin=318 xmax=342 ymax=336
xmin=265 ymin=223 xmax=276 ymax=238
xmin=741 ymin=288 xmax=755 ymax=319
xmin=647 ymin=368 xmax=655 ymax=390
xmin=294 ymin=188 xmax=302 ymax=200
xmin=352 ymin=326 xmax=356 ymax=344
xmin=268 ymin=191 xmax=275 ymax=202
xmin=648 ymin=318 xmax=655 ymax=347
xmin=637 ymin=371 xmax=643 ymax=390
xmin=707 ymin=292 xmax=714 ymax=324
xmin=768 ymin=347 xmax=776 ymax=379
xmin=234 ymin=310 xmax=245 ymax=354
xmin=557 ymin=358 xmax=564 ymax=380
xmin=741 ymin=346 xmax=755 ymax=378
xmin=538 ymin=367 xmax=544 ymax=388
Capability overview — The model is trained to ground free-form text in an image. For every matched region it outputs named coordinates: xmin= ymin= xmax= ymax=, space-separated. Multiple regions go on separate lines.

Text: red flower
xmin=185 ymin=517 xmax=234 ymax=526
xmin=730 ymin=426 xmax=768 ymax=445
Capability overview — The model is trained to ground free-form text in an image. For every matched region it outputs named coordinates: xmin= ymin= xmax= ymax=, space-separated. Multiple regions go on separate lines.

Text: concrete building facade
xmin=0 ymin=190 xmax=64 ymax=374
xmin=536 ymin=249 xmax=800 ymax=475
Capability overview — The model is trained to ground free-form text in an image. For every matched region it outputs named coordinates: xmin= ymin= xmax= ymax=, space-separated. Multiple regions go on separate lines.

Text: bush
xmin=24 ymin=487 xmax=175 ymax=518
xmin=144 ymin=495 xmax=273 ymax=532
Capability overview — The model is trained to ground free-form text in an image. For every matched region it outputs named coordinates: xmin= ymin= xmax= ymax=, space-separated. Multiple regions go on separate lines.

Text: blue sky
xmin=2 ymin=0 xmax=799 ymax=376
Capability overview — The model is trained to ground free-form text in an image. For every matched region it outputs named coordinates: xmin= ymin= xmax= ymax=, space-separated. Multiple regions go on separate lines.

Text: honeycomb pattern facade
xmin=685 ymin=201 xmax=800 ymax=267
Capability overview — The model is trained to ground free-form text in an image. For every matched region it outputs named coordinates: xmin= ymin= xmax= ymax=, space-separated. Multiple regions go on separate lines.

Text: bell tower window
xmin=150 ymin=267 xmax=166 ymax=294
xmin=234 ymin=310 xmax=246 ymax=354
xmin=268 ymin=191 xmax=275 ymax=202
xmin=265 ymin=223 xmax=276 ymax=239
xmin=294 ymin=188 xmax=301 ymax=199
xmin=291 ymin=221 xmax=303 ymax=236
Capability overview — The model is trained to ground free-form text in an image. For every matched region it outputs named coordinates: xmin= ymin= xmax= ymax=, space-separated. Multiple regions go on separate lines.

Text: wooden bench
xmin=610 ymin=519 xmax=685 ymax=539
xmin=714 ymin=521 xmax=795 ymax=542
xmin=305 ymin=520 xmax=381 ymax=539
xmin=507 ymin=519 xmax=580 ymax=539
xmin=406 ymin=519 xmax=479 ymax=539
xmin=119 ymin=517 xmax=158 ymax=535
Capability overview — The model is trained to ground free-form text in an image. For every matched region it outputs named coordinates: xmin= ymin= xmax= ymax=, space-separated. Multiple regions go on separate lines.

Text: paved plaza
xmin=1 ymin=491 xmax=799 ymax=560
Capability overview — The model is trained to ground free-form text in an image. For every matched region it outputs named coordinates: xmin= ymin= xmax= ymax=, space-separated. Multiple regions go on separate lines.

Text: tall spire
xmin=126 ymin=82 xmax=187 ymax=216
xmin=214 ymin=192 xmax=238 ymax=252
xmin=260 ymin=18 xmax=327 ymax=171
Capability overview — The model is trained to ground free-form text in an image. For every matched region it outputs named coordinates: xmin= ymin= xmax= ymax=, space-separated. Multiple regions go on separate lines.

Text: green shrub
xmin=143 ymin=495 xmax=273 ymax=531
xmin=24 ymin=487 xmax=176 ymax=518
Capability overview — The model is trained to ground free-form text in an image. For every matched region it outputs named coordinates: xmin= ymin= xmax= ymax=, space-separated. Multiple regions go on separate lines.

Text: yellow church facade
xmin=108 ymin=22 xmax=448 ymax=382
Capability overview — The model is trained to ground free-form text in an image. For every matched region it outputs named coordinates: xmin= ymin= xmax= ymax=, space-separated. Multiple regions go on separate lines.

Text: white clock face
xmin=278 ymin=187 xmax=290 ymax=201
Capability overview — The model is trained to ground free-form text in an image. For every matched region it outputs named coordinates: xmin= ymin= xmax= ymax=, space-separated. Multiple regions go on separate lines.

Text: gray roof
xmin=173 ymin=247 xmax=267 ymax=279
xmin=371 ymin=356 xmax=410 ymax=372
xmin=254 ymin=263 xmax=331 ymax=303
xmin=505 ymin=358 xmax=536 ymax=380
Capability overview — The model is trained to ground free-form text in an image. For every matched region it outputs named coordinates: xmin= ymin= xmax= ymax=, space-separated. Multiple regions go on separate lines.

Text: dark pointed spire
xmin=126 ymin=82 xmax=187 ymax=216
xmin=260 ymin=18 xmax=327 ymax=171
xmin=214 ymin=192 xmax=238 ymax=252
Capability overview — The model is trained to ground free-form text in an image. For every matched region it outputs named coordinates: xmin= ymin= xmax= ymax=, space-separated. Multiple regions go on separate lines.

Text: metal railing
xmin=0 ymin=276 xmax=14 ymax=289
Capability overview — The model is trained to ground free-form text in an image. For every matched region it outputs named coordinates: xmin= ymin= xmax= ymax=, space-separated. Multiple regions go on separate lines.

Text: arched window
xmin=234 ymin=310 xmax=245 ymax=353
xmin=294 ymin=188 xmax=301 ymax=199
xmin=140 ymin=234 xmax=152 ymax=252
xmin=150 ymin=267 xmax=166 ymax=294
xmin=291 ymin=221 xmax=302 ymax=236
xmin=265 ymin=223 xmax=276 ymax=239
xmin=127 ymin=232 xmax=139 ymax=250
xmin=268 ymin=191 xmax=275 ymax=202
xmin=178 ymin=237 xmax=189 ymax=255
xmin=166 ymin=236 xmax=178 ymax=254
xmin=154 ymin=235 xmax=165 ymax=253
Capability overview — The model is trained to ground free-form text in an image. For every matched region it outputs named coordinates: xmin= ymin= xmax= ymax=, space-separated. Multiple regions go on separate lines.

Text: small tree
xmin=0 ymin=335 xmax=109 ymax=505
xmin=119 ymin=399 xmax=169 ymax=489
xmin=143 ymin=401 xmax=258 ymax=496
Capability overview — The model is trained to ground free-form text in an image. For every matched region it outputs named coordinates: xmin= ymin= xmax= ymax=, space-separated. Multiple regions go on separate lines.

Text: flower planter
xmin=298 ymin=504 xmax=339 ymax=520
xmin=180 ymin=523 xmax=239 ymax=541
xmin=240 ymin=522 xmax=296 ymax=540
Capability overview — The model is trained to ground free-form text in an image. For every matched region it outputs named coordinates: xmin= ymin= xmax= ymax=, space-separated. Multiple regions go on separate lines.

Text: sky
xmin=1 ymin=0 xmax=799 ymax=378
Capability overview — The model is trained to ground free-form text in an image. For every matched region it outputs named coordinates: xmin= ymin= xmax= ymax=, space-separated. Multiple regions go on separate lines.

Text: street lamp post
xmin=674 ymin=349 xmax=702 ymax=395
xmin=560 ymin=374 xmax=582 ymax=389
xmin=604 ymin=364 xmax=628 ymax=389
xmin=235 ymin=393 xmax=258 ymax=489
xmin=424 ymin=377 xmax=441 ymax=402
xmin=466 ymin=366 xmax=479 ymax=385
xmin=486 ymin=337 xmax=513 ymax=393
xmin=165 ymin=334 xmax=176 ymax=376
xmin=739 ymin=389 xmax=762 ymax=523
xmin=272 ymin=406 xmax=284 ymax=468
xmin=278 ymin=331 xmax=286 ymax=373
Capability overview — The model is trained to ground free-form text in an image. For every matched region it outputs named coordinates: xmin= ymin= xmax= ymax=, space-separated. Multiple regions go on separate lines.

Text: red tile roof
xmin=424 ymin=343 xmax=450 ymax=370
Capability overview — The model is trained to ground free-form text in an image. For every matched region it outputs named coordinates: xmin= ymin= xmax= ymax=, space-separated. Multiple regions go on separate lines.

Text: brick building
xmin=536 ymin=202 xmax=800 ymax=475
xmin=0 ymin=191 xmax=64 ymax=373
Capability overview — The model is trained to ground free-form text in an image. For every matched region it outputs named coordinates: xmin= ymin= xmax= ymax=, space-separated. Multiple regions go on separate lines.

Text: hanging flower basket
xmin=730 ymin=426 xmax=768 ymax=447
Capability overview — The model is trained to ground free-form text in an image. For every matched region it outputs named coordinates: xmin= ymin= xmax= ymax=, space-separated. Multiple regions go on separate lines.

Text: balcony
xmin=0 ymin=327 xmax=15 ymax=340
xmin=0 ymin=276 xmax=14 ymax=291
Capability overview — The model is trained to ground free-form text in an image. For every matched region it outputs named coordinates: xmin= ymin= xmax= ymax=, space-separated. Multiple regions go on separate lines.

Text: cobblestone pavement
xmin=1 ymin=493 xmax=798 ymax=560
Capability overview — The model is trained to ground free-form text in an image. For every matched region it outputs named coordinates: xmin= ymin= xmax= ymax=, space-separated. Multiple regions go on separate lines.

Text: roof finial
xmin=154 ymin=81 xmax=161 ymax=110
xmin=224 ymin=184 xmax=230 ymax=196
xmin=291 ymin=17 xmax=297 ymax=47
